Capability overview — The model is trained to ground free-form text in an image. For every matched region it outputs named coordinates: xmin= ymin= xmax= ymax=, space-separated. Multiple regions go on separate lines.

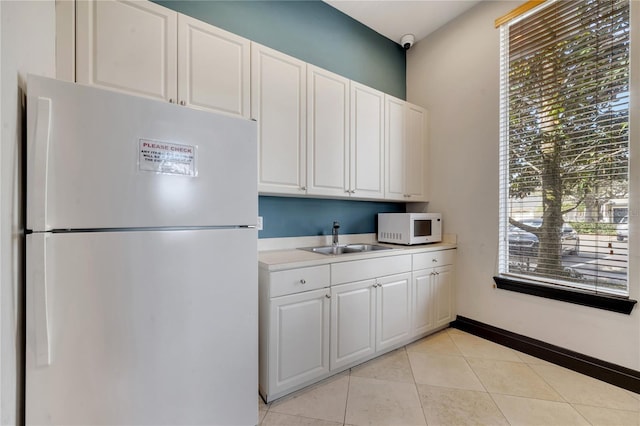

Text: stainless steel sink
xmin=299 ymin=244 xmax=393 ymax=255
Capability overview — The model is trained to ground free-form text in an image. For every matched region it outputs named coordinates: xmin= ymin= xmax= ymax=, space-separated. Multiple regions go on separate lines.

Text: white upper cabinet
xmin=177 ymin=14 xmax=250 ymax=117
xmin=306 ymin=71 xmax=385 ymax=200
xmin=406 ymin=103 xmax=429 ymax=200
xmin=76 ymin=0 xmax=178 ymax=102
xmin=385 ymin=95 xmax=407 ymax=201
xmin=72 ymin=0 xmax=427 ymax=202
xmin=76 ymin=0 xmax=250 ymax=118
xmin=307 ymin=66 xmax=350 ymax=197
xmin=252 ymin=43 xmax=307 ymax=195
xmin=350 ymin=82 xmax=385 ymax=199
xmin=385 ymin=95 xmax=429 ymax=202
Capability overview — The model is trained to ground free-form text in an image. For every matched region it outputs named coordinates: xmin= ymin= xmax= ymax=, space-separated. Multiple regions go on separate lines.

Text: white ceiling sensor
xmin=324 ymin=0 xmax=483 ymax=46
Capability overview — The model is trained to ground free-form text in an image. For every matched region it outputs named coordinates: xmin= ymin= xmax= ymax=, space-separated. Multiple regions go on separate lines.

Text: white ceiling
xmin=324 ymin=0 xmax=483 ymax=47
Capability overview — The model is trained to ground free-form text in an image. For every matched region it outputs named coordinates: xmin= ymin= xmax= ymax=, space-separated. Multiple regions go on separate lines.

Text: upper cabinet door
xmin=76 ymin=0 xmax=178 ymax=102
xmin=307 ymin=66 xmax=350 ymax=198
xmin=406 ymin=104 xmax=428 ymax=201
xmin=252 ymin=43 xmax=307 ymax=195
xmin=350 ymin=82 xmax=385 ymax=199
xmin=177 ymin=15 xmax=250 ymax=118
xmin=385 ymin=95 xmax=429 ymax=202
xmin=385 ymin=95 xmax=407 ymax=201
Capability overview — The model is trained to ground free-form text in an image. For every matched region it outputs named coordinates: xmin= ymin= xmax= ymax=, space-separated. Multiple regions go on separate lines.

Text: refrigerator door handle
xmin=29 ymin=233 xmax=52 ymax=366
xmin=28 ymin=97 xmax=52 ymax=231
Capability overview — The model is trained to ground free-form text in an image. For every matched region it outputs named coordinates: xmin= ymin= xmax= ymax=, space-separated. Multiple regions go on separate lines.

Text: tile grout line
xmin=524 ymin=361 xmax=571 ymax=404
xmin=405 ymin=343 xmax=430 ymax=426
xmin=450 ymin=328 xmax=515 ymax=425
xmin=454 ymin=328 xmax=639 ymax=423
xmin=454 ymin=345 xmax=490 ymax=394
xmin=342 ymin=368 xmax=351 ymax=426
xmin=485 ymin=390 xmax=513 ymax=426
xmin=454 ymin=328 xmax=594 ymax=425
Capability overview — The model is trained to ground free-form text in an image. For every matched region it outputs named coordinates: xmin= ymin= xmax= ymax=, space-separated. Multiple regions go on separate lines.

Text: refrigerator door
xmin=26 ymin=75 xmax=257 ymax=231
xmin=26 ymin=228 xmax=258 ymax=425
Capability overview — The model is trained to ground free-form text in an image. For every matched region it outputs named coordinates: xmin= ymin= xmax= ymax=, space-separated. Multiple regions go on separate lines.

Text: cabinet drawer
xmin=331 ymin=254 xmax=411 ymax=285
xmin=413 ymin=249 xmax=456 ymax=270
xmin=270 ymin=265 xmax=330 ymax=297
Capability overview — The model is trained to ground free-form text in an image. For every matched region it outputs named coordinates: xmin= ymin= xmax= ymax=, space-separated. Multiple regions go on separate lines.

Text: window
xmin=498 ymin=0 xmax=630 ymax=296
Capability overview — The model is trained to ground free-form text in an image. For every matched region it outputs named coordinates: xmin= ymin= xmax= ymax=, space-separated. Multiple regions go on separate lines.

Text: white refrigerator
xmin=25 ymin=75 xmax=258 ymax=425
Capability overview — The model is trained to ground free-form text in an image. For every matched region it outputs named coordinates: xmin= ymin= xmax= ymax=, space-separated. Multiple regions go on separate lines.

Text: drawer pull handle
xmin=300 ymin=279 xmax=306 ymax=285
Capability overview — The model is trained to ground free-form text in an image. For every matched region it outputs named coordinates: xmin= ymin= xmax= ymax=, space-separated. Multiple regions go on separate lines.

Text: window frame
xmin=496 ymin=0 xmax=635 ymax=310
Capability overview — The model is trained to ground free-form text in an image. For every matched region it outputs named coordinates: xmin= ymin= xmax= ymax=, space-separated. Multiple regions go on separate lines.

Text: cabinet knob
xmin=300 ymin=279 xmax=306 ymax=285
xmin=325 ymin=294 xmax=331 ymax=299
xmin=169 ymin=98 xmax=174 ymax=103
xmin=350 ymin=190 xmax=356 ymax=194
xmin=345 ymin=189 xmax=351 ymax=193
xmin=180 ymin=100 xmax=186 ymax=106
xmin=432 ymin=258 xmax=438 ymax=263
xmin=300 ymin=186 xmax=307 ymax=191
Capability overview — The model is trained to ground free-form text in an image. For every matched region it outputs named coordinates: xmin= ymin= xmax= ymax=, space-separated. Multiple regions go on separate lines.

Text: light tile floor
xmin=258 ymin=328 xmax=640 ymax=426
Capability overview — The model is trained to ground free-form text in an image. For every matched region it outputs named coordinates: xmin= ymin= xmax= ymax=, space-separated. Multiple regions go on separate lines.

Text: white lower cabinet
xmin=259 ymin=248 xmax=455 ymax=402
xmin=412 ymin=249 xmax=456 ymax=336
xmin=330 ymin=271 xmax=411 ymax=370
xmin=412 ymin=269 xmax=435 ymax=336
xmin=269 ymin=289 xmax=330 ymax=396
xmin=330 ymin=255 xmax=411 ymax=370
xmin=259 ymin=265 xmax=330 ymax=402
xmin=433 ymin=265 xmax=455 ymax=328
xmin=330 ymin=279 xmax=376 ymax=370
xmin=377 ymin=272 xmax=412 ymax=350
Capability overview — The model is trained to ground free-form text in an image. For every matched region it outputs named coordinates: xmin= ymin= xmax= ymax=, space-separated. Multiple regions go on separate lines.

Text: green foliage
xmin=568 ymin=221 xmax=617 ymax=236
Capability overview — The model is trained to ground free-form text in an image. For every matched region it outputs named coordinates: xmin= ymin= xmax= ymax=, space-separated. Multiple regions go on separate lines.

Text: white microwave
xmin=377 ymin=213 xmax=442 ymax=245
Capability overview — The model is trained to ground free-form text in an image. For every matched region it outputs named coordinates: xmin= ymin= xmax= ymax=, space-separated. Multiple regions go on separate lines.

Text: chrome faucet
xmin=332 ymin=221 xmax=340 ymax=247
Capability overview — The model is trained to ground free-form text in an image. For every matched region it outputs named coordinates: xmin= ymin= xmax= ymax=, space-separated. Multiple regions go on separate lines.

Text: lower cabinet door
xmin=269 ymin=288 xmax=330 ymax=395
xmin=412 ymin=269 xmax=435 ymax=336
xmin=434 ymin=265 xmax=454 ymax=328
xmin=376 ymin=272 xmax=411 ymax=351
xmin=330 ymin=280 xmax=376 ymax=370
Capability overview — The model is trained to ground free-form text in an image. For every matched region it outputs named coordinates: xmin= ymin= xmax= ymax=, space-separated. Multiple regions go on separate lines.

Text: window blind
xmin=498 ymin=0 xmax=630 ymax=295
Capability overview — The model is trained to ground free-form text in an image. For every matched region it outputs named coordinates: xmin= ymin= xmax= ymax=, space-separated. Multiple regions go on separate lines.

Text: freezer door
xmin=25 ymin=229 xmax=258 ymax=425
xmin=26 ymin=75 xmax=257 ymax=231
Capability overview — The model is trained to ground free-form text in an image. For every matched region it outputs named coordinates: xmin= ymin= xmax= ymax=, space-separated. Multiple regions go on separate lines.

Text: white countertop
xmin=259 ymin=240 xmax=457 ymax=271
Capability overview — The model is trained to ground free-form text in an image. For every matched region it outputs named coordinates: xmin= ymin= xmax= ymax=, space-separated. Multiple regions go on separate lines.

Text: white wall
xmin=0 ymin=1 xmax=56 ymax=423
xmin=407 ymin=0 xmax=640 ymax=370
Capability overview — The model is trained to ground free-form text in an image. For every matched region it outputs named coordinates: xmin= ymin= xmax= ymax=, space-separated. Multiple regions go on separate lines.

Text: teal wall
xmin=155 ymin=0 xmax=407 ymax=237
xmin=258 ymin=197 xmax=404 ymax=238
xmin=154 ymin=0 xmax=406 ymax=97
